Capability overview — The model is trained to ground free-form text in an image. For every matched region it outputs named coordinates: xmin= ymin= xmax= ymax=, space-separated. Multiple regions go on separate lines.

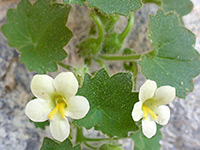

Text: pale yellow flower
xmin=132 ymin=80 xmax=175 ymax=138
xmin=25 ymin=72 xmax=90 ymax=142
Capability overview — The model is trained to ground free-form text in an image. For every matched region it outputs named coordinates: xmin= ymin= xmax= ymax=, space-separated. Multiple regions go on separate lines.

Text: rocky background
xmin=0 ymin=0 xmax=200 ymax=149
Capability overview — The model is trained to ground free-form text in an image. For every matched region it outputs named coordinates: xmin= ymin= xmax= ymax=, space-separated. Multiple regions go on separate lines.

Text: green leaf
xmin=162 ymin=0 xmax=193 ymax=17
xmin=63 ymin=0 xmax=85 ymax=5
xmin=130 ymin=126 xmax=162 ymax=150
xmin=40 ymin=137 xmax=81 ymax=150
xmin=144 ymin=0 xmax=193 ymax=24
xmin=139 ymin=9 xmax=200 ymax=98
xmin=30 ymin=120 xmax=49 ymax=130
xmin=74 ymin=69 xmax=139 ymax=137
xmin=100 ymin=144 xmax=123 ymax=150
xmin=143 ymin=0 xmax=161 ymax=5
xmin=87 ymin=0 xmax=143 ymax=16
xmin=1 ymin=0 xmax=73 ymax=73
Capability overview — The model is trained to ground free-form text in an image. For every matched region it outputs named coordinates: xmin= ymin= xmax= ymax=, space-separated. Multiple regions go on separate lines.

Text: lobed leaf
xmin=162 ymin=0 xmax=193 ymax=18
xmin=74 ymin=69 xmax=139 ymax=137
xmin=1 ymin=0 xmax=73 ymax=73
xmin=139 ymin=9 xmax=200 ymax=98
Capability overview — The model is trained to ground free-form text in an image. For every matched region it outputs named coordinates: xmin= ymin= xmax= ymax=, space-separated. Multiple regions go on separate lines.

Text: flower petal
xmin=31 ymin=75 xmax=55 ymax=100
xmin=132 ymin=101 xmax=143 ymax=121
xmin=142 ymin=117 xmax=157 ymax=138
xmin=53 ymin=72 xmax=79 ymax=99
xmin=50 ymin=114 xmax=70 ymax=142
xmin=66 ymin=96 xmax=90 ymax=119
xmin=139 ymin=80 xmax=157 ymax=102
xmin=154 ymin=86 xmax=176 ymax=105
xmin=25 ymin=99 xmax=52 ymax=122
xmin=155 ymin=105 xmax=170 ymax=125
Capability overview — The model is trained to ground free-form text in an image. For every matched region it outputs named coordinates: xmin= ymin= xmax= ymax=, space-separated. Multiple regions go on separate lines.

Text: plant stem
xmin=98 ymin=54 xmax=141 ymax=61
xmin=83 ymin=142 xmax=98 ymax=149
xmin=90 ymin=14 xmax=104 ymax=45
xmin=58 ymin=62 xmax=72 ymax=70
xmin=133 ymin=75 xmax=137 ymax=91
xmin=118 ymin=13 xmax=134 ymax=41
xmin=76 ymin=127 xmax=84 ymax=144
xmin=94 ymin=58 xmax=109 ymax=71
xmin=75 ymin=126 xmax=122 ymax=149
xmin=85 ymin=137 xmax=121 ymax=142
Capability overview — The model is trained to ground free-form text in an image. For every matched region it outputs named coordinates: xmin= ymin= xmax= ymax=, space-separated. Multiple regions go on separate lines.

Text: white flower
xmin=132 ymin=80 xmax=176 ymax=138
xmin=25 ymin=72 xmax=90 ymax=142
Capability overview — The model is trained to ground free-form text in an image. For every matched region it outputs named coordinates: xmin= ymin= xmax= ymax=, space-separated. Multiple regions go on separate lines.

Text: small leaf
xmin=139 ymin=10 xmax=200 ymax=98
xmin=30 ymin=120 xmax=49 ymax=130
xmin=1 ymin=0 xmax=73 ymax=73
xmin=162 ymin=0 xmax=193 ymax=17
xmin=87 ymin=0 xmax=143 ymax=16
xmin=40 ymin=137 xmax=81 ymax=150
xmin=63 ymin=0 xmax=85 ymax=5
xmin=74 ymin=69 xmax=139 ymax=138
xmin=130 ymin=126 xmax=162 ymax=150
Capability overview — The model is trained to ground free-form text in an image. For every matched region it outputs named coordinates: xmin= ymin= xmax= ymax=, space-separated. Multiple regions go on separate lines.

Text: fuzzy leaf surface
xmin=1 ymin=0 xmax=72 ymax=73
xmin=87 ymin=0 xmax=143 ymax=16
xmin=162 ymin=0 xmax=193 ymax=17
xmin=130 ymin=126 xmax=162 ymax=150
xmin=74 ymin=69 xmax=138 ymax=137
xmin=139 ymin=10 xmax=200 ymax=98
xmin=40 ymin=137 xmax=81 ymax=150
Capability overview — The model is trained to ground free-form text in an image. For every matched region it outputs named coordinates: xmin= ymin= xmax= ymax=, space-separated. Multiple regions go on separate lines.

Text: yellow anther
xmin=48 ymin=106 xmax=59 ymax=121
xmin=142 ymin=104 xmax=158 ymax=120
xmin=59 ymin=102 xmax=66 ymax=119
xmin=143 ymin=105 xmax=148 ymax=119
xmin=48 ymin=102 xmax=66 ymax=120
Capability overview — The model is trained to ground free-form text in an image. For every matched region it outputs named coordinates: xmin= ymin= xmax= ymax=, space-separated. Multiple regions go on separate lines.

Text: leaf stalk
xmin=118 ymin=13 xmax=134 ymax=41
xmin=98 ymin=54 xmax=141 ymax=61
xmin=90 ymin=14 xmax=104 ymax=45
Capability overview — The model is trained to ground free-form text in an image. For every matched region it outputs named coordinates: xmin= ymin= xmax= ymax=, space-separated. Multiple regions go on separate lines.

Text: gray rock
xmin=0 ymin=0 xmax=200 ymax=150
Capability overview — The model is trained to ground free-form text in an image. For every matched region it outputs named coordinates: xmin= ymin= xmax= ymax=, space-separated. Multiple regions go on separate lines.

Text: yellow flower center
xmin=48 ymin=96 xmax=67 ymax=121
xmin=142 ymin=104 xmax=158 ymax=120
